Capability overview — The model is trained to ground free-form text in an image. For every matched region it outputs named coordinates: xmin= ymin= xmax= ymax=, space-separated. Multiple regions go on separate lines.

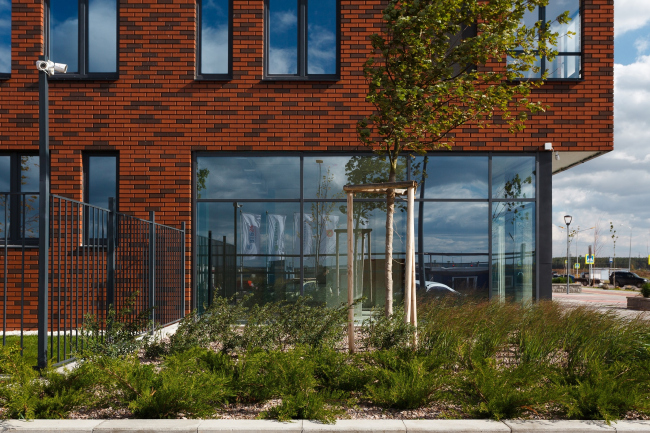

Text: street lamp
xmin=564 ymin=215 xmax=572 ymax=295
xmin=36 ymin=57 xmax=67 ymax=369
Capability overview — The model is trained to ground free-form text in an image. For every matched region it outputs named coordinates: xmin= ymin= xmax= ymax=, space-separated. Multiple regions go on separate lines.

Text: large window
xmin=197 ymin=0 xmax=231 ymax=79
xmin=509 ymin=0 xmax=581 ymax=80
xmin=0 ymin=0 xmax=9 ymax=78
xmin=195 ymin=153 xmax=540 ymax=313
xmin=0 ymin=154 xmax=39 ymax=244
xmin=264 ymin=0 xmax=339 ymax=79
xmin=48 ymin=0 xmax=118 ymax=78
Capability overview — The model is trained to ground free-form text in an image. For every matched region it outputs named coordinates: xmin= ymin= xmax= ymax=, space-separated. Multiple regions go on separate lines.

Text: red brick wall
xmin=0 ymin=0 xmax=614 ymax=313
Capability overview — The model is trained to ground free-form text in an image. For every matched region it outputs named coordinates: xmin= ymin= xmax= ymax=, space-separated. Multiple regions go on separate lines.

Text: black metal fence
xmin=1 ymin=193 xmax=186 ymax=366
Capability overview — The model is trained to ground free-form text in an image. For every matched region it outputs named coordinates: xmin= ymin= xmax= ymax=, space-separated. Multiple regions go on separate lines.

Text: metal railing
xmin=1 ymin=193 xmax=186 ymax=366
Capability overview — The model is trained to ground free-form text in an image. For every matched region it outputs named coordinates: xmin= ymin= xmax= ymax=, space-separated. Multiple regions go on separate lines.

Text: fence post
xmin=149 ymin=211 xmax=155 ymax=334
xmin=106 ymin=198 xmax=115 ymax=313
xmin=181 ymin=221 xmax=186 ymax=318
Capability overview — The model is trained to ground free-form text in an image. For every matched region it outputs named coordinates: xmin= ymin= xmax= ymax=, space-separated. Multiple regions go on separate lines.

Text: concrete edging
xmin=1 ymin=420 xmax=650 ymax=433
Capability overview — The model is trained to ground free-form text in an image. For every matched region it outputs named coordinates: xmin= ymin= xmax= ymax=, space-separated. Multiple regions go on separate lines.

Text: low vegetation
xmin=2 ymin=296 xmax=650 ymax=422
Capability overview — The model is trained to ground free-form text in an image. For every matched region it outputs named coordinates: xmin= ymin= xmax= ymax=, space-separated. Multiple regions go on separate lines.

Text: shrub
xmin=359 ymin=306 xmax=415 ymax=351
xmin=641 ymin=283 xmax=650 ymax=298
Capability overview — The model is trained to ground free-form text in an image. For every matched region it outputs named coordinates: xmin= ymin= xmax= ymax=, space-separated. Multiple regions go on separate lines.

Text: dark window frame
xmin=509 ymin=1 xmax=583 ymax=82
xmin=46 ymin=0 xmax=119 ymax=80
xmin=0 ymin=153 xmax=40 ymax=246
xmin=263 ymin=0 xmax=340 ymax=81
xmin=0 ymin=0 xmax=10 ymax=80
xmin=83 ymin=153 xmax=119 ymax=245
xmin=196 ymin=0 xmax=233 ymax=80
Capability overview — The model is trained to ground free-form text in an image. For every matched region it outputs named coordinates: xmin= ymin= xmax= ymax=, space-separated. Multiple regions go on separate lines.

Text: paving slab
xmin=403 ymin=420 xmax=509 ymax=433
xmin=199 ymin=420 xmax=303 ymax=433
xmin=503 ymin=420 xmax=615 ymax=433
xmin=610 ymin=420 xmax=650 ymax=432
xmin=303 ymin=420 xmax=406 ymax=433
xmin=0 ymin=419 xmax=103 ymax=432
xmin=94 ymin=419 xmax=203 ymax=433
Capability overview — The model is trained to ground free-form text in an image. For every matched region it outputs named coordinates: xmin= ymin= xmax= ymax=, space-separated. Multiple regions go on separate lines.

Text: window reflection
xmin=20 ymin=156 xmax=39 ymax=238
xmin=50 ymin=0 xmax=79 ymax=73
xmin=547 ymin=0 xmax=580 ymax=53
xmin=492 ymin=202 xmax=535 ymax=302
xmin=197 ymin=157 xmax=300 ymax=199
xmin=268 ymin=0 xmax=298 ymax=74
xmin=200 ymin=0 xmax=229 ymax=75
xmin=492 ymin=156 xmax=535 ymax=199
xmin=412 ymin=156 xmax=488 ymax=199
xmin=88 ymin=0 xmax=117 ymax=73
xmin=307 ymin=0 xmax=336 ymax=75
xmin=0 ymin=0 xmax=10 ymax=74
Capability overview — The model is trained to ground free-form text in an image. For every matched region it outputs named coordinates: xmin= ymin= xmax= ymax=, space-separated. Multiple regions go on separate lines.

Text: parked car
xmin=415 ymin=280 xmax=461 ymax=297
xmin=609 ymin=271 xmax=648 ymax=288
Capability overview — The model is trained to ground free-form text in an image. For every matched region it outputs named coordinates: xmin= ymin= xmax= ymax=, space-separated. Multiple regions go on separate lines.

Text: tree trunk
xmin=385 ymin=162 xmax=397 ymax=317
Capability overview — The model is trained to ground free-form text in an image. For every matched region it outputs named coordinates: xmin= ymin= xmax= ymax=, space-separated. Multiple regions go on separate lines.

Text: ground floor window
xmin=194 ymin=153 xmax=540 ymax=316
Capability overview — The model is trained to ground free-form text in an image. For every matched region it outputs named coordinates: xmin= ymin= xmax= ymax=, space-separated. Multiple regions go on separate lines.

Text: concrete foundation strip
xmin=1 ymin=419 xmax=650 ymax=433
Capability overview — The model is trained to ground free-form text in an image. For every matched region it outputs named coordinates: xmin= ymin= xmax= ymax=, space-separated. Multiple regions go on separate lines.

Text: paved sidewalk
xmin=1 ymin=419 xmax=650 ymax=433
xmin=553 ymin=287 xmax=650 ymax=319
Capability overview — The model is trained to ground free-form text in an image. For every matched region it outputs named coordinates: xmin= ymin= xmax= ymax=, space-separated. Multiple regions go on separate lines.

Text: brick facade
xmin=0 ymin=0 xmax=614 ymax=325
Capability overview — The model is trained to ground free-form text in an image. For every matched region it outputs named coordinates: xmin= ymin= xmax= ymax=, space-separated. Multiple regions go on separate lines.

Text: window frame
xmin=0 ymin=153 xmax=40 ymax=246
xmin=83 ymin=153 xmax=119 ymax=246
xmin=46 ymin=0 xmax=119 ymax=80
xmin=263 ymin=0 xmax=340 ymax=81
xmin=509 ymin=1 xmax=583 ymax=82
xmin=0 ymin=0 xmax=10 ymax=79
xmin=196 ymin=0 xmax=233 ymax=80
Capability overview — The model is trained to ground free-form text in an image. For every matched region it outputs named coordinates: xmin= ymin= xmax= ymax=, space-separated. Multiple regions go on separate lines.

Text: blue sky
xmin=552 ymin=0 xmax=650 ymax=259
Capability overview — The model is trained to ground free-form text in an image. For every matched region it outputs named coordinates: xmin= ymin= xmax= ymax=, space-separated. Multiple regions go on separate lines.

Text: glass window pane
xmin=88 ymin=0 xmax=117 ymax=73
xmin=200 ymin=0 xmax=229 ymax=74
xmin=19 ymin=156 xmax=39 ymax=239
xmin=307 ymin=0 xmax=336 ymax=75
xmin=546 ymin=55 xmax=580 ymax=79
xmin=87 ymin=156 xmax=117 ymax=208
xmin=507 ymin=55 xmax=542 ymax=79
xmin=0 ymin=0 xmax=10 ymax=74
xmin=0 ymin=156 xmax=9 ymax=192
xmin=415 ymin=202 xmax=489 ymax=299
xmin=516 ymin=7 xmax=539 ymax=51
xmin=50 ymin=0 xmax=78 ymax=73
xmin=492 ymin=202 xmax=535 ymax=302
xmin=412 ymin=156 xmax=488 ymax=199
xmin=303 ymin=201 xmax=406 ymax=314
xmin=492 ymin=156 xmax=535 ymax=199
xmin=197 ymin=202 xmax=300 ymax=303
xmin=197 ymin=156 xmax=300 ymax=199
xmin=547 ymin=0 xmax=580 ymax=53
xmin=268 ymin=0 xmax=298 ymax=74
xmin=304 ymin=155 xmax=406 ymax=199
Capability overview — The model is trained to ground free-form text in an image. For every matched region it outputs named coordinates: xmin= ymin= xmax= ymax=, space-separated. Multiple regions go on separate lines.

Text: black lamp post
xmin=36 ymin=57 xmax=67 ymax=369
xmin=564 ymin=215 xmax=572 ymax=295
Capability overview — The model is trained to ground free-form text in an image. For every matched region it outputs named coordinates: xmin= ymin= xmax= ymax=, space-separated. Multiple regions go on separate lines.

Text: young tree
xmin=358 ymin=0 xmax=572 ymax=315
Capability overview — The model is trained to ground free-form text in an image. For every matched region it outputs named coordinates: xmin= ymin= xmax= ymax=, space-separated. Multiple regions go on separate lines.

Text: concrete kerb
xmin=1 ymin=420 xmax=650 ymax=433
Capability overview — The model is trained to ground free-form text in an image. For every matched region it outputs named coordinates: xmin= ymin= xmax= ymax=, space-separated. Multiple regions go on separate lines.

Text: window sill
xmin=49 ymin=73 xmax=119 ymax=81
xmin=195 ymin=74 xmax=233 ymax=81
xmin=262 ymin=74 xmax=340 ymax=82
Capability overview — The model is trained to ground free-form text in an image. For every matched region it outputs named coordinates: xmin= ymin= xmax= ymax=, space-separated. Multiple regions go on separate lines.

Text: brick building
xmin=0 ymin=0 xmax=613 ymax=323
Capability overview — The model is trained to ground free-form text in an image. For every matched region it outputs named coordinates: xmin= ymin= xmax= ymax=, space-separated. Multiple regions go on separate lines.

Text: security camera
xmin=35 ymin=60 xmax=68 ymax=76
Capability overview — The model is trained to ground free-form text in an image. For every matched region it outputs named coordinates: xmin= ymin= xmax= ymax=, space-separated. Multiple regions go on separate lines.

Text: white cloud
xmin=615 ymin=0 xmax=650 ymax=36
xmin=271 ymin=10 xmax=297 ymax=33
xmin=635 ymin=37 xmax=650 ymax=56
xmin=201 ymin=24 xmax=229 ymax=74
xmin=0 ymin=44 xmax=8 ymax=73
xmin=552 ymin=56 xmax=650 ymax=258
xmin=268 ymin=47 xmax=296 ymax=74
xmin=88 ymin=0 xmax=117 ymax=72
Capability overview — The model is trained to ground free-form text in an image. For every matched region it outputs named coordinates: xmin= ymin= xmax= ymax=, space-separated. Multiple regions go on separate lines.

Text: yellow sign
xmin=585 ymin=254 xmax=594 ymax=265
xmin=574 ymin=263 xmax=580 ymax=269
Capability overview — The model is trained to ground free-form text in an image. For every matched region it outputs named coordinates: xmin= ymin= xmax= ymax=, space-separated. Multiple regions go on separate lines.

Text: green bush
xmin=359 ymin=306 xmax=415 ymax=351
xmin=641 ymin=283 xmax=650 ymax=298
xmin=552 ymin=277 xmax=567 ymax=283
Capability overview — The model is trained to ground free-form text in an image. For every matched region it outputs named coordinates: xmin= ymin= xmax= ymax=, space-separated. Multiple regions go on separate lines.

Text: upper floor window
xmin=84 ymin=154 xmax=117 ymax=243
xmin=0 ymin=154 xmax=39 ymax=245
xmin=264 ymin=0 xmax=339 ymax=79
xmin=0 ymin=0 xmax=10 ymax=78
xmin=509 ymin=0 xmax=581 ymax=80
xmin=48 ymin=0 xmax=118 ymax=78
xmin=197 ymin=0 xmax=232 ymax=79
